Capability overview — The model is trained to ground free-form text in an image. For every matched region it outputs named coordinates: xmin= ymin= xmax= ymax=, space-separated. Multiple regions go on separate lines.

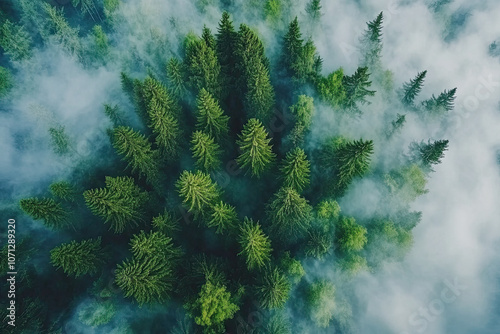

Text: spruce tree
xmin=48 ymin=126 xmax=70 ymax=155
xmin=208 ymin=201 xmax=239 ymax=234
xmin=305 ymin=229 xmax=332 ymax=259
xmin=401 ymin=70 xmax=427 ymax=107
xmin=386 ymin=113 xmax=406 ymax=138
xmin=216 ymin=12 xmax=238 ymax=94
xmin=238 ymin=217 xmax=272 ymax=270
xmin=0 ymin=19 xmax=32 ymax=61
xmin=236 ymin=118 xmax=276 ymax=177
xmin=245 ymin=60 xmax=275 ymax=125
xmin=359 ymin=12 xmax=383 ymax=70
xmin=279 ymin=147 xmax=311 ymax=193
xmin=0 ymin=66 xmax=12 ymax=97
xmin=152 ymin=210 xmax=180 ymax=235
xmin=49 ymin=181 xmax=77 ymax=202
xmin=185 ymin=37 xmax=222 ymax=98
xmin=112 ymin=126 xmax=160 ymax=184
xmin=342 ymin=67 xmax=376 ymax=113
xmin=166 ymin=58 xmax=188 ymax=98
xmin=130 ymin=230 xmax=182 ymax=264
xmin=175 ymin=170 xmax=221 ymax=215
xmin=336 ymin=138 xmax=374 ymax=188
xmin=50 ymin=238 xmax=105 ymax=277
xmin=289 ymin=95 xmax=314 ymax=130
xmin=335 ymin=217 xmax=367 ymax=252
xmin=267 ymin=187 xmax=312 ymax=238
xmin=255 ymin=266 xmax=291 ymax=309
xmin=191 ymin=131 xmax=222 ymax=172
xmin=196 ymin=88 xmax=230 ymax=142
xmin=19 ymin=198 xmax=68 ymax=229
xmin=306 ymin=0 xmax=322 ymax=21
xmin=293 ymin=39 xmax=322 ymax=83
xmin=83 ymin=176 xmax=148 ymax=233
xmin=202 ymin=26 xmax=216 ymax=50
xmin=281 ymin=17 xmax=303 ymax=76
xmin=412 ymin=139 xmax=449 ymax=170
xmin=422 ymin=88 xmax=457 ymax=114
xmin=147 ymin=99 xmax=181 ymax=159
xmin=104 ymin=104 xmax=127 ymax=127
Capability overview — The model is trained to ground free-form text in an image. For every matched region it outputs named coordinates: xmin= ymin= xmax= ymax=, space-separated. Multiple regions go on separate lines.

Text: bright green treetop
xmin=238 ymin=217 xmax=272 ymax=270
xmin=208 ymin=201 xmax=238 ymax=234
xmin=267 ymin=187 xmax=312 ymax=238
xmin=130 ymin=230 xmax=182 ymax=264
xmin=196 ymin=88 xmax=230 ymax=142
xmin=50 ymin=237 xmax=105 ymax=277
xmin=335 ymin=217 xmax=367 ymax=252
xmin=245 ymin=60 xmax=275 ymax=125
xmin=336 ymin=138 xmax=374 ymax=188
xmin=49 ymin=181 xmax=77 ymax=202
xmin=255 ymin=266 xmax=291 ymax=309
xmin=176 ymin=170 xmax=221 ymax=215
xmin=279 ymin=147 xmax=311 ymax=193
xmin=147 ymin=99 xmax=181 ymax=159
xmin=19 ymin=197 xmax=68 ymax=229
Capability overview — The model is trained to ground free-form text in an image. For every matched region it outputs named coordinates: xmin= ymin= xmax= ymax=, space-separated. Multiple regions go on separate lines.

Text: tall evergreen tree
xmin=216 ymin=11 xmax=238 ymax=95
xmin=147 ymin=99 xmax=181 ymax=159
xmin=176 ymin=170 xmax=221 ymax=216
xmin=279 ymin=147 xmax=311 ymax=193
xmin=48 ymin=126 xmax=71 ymax=155
xmin=190 ymin=131 xmax=222 ymax=172
xmin=267 ymin=187 xmax=312 ymax=238
xmin=342 ymin=67 xmax=376 ymax=113
xmin=292 ymin=39 xmax=322 ymax=83
xmin=306 ymin=0 xmax=322 ymax=21
xmin=359 ymin=12 xmax=384 ymax=71
xmin=202 ymin=25 xmax=216 ymax=50
xmin=112 ymin=126 xmax=160 ymax=184
xmin=335 ymin=217 xmax=367 ymax=252
xmin=166 ymin=57 xmax=188 ymax=98
xmin=238 ymin=217 xmax=272 ymax=270
xmin=386 ymin=113 xmax=406 ymax=138
xmin=289 ymin=95 xmax=314 ymax=130
xmin=152 ymin=210 xmax=180 ymax=236
xmin=130 ymin=230 xmax=182 ymax=264
xmin=50 ymin=238 xmax=105 ymax=277
xmin=196 ymin=88 xmax=230 ymax=142
xmin=49 ymin=181 xmax=77 ymax=202
xmin=185 ymin=36 xmax=222 ymax=98
xmin=19 ymin=198 xmax=68 ymax=229
xmin=83 ymin=176 xmax=148 ymax=233
xmin=208 ymin=201 xmax=238 ymax=234
xmin=245 ymin=60 xmax=275 ymax=124
xmin=0 ymin=19 xmax=32 ymax=61
xmin=317 ymin=68 xmax=346 ymax=109
xmin=401 ymin=70 xmax=427 ymax=107
xmin=422 ymin=88 xmax=457 ymax=114
xmin=104 ymin=104 xmax=127 ymax=127
xmin=255 ymin=266 xmax=291 ymax=309
xmin=281 ymin=17 xmax=303 ymax=76
xmin=236 ymin=118 xmax=276 ymax=177
xmin=336 ymin=138 xmax=374 ymax=188
xmin=306 ymin=280 xmax=336 ymax=328
xmin=410 ymin=139 xmax=449 ymax=170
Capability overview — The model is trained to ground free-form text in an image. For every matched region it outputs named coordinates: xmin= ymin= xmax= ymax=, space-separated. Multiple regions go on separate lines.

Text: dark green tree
xmin=359 ymin=12 xmax=383 ymax=71
xmin=306 ymin=0 xmax=322 ymax=21
xmin=130 ymin=230 xmax=182 ymax=263
xmin=216 ymin=12 xmax=238 ymax=86
xmin=0 ymin=66 xmax=12 ymax=97
xmin=278 ymin=252 xmax=305 ymax=284
xmin=83 ymin=176 xmax=148 ymax=233
xmin=336 ymin=138 xmax=374 ymax=189
xmin=255 ymin=266 xmax=291 ymax=309
xmin=0 ymin=19 xmax=32 ymax=61
xmin=202 ymin=25 xmax=216 ymax=50
xmin=305 ymin=228 xmax=332 ymax=259
xmin=281 ymin=17 xmax=303 ymax=76
xmin=335 ymin=217 xmax=367 ymax=252
xmin=196 ymin=88 xmax=230 ymax=142
xmin=267 ymin=187 xmax=312 ymax=238
xmin=50 ymin=237 xmax=105 ymax=277
xmin=342 ymin=67 xmax=376 ymax=113
xmin=292 ymin=39 xmax=322 ymax=83
xmin=191 ymin=131 xmax=222 ymax=172
xmin=112 ymin=126 xmax=160 ymax=184
xmin=176 ymin=170 xmax=221 ymax=216
xmin=410 ymin=139 xmax=449 ymax=170
xmin=245 ymin=60 xmax=275 ymax=124
xmin=422 ymin=88 xmax=457 ymax=114
xmin=19 ymin=198 xmax=68 ymax=229
xmin=208 ymin=201 xmax=238 ymax=234
xmin=289 ymin=95 xmax=314 ymax=129
xmin=280 ymin=147 xmax=311 ymax=193
xmin=386 ymin=113 xmax=406 ymax=138
xmin=238 ymin=217 xmax=272 ymax=270
xmin=401 ymin=70 xmax=427 ymax=107
xmin=236 ymin=118 xmax=276 ymax=177
xmin=49 ymin=181 xmax=77 ymax=202
xmin=147 ymin=99 xmax=182 ymax=159
xmin=48 ymin=126 xmax=70 ymax=155
xmin=166 ymin=57 xmax=188 ymax=98
xmin=152 ymin=210 xmax=180 ymax=236
xmin=185 ymin=36 xmax=222 ymax=98
xmin=104 ymin=104 xmax=127 ymax=127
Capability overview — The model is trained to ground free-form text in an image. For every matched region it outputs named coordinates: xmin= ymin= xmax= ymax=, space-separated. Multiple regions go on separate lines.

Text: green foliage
xmin=410 ymin=139 xmax=449 ymax=171
xmin=342 ymin=67 xmax=376 ymax=113
xmin=238 ymin=217 xmax=272 ymax=270
xmin=112 ymin=126 xmax=160 ymax=184
xmin=317 ymin=68 xmax=346 ymax=108
xmin=280 ymin=147 xmax=311 ymax=193
xmin=104 ymin=104 xmax=127 ymax=127
xmin=255 ymin=266 xmax=291 ymax=309
xmin=0 ymin=19 xmax=32 ymax=61
xmin=147 ymin=98 xmax=182 ymax=159
xmin=187 ymin=280 xmax=239 ymax=334
xmin=130 ymin=230 xmax=182 ymax=263
xmin=19 ymin=197 xmax=68 ymax=229
xmin=91 ymin=25 xmax=109 ymax=60
xmin=202 ymin=26 xmax=216 ymax=50
xmin=236 ymin=118 xmax=276 ymax=177
xmin=306 ymin=280 xmax=335 ymax=328
xmin=387 ymin=113 xmax=406 ymax=138
xmin=152 ymin=210 xmax=180 ymax=235
xmin=245 ymin=60 xmax=275 ymax=124
xmin=49 ymin=126 xmax=71 ymax=155
xmin=50 ymin=238 xmax=105 ymax=277
xmin=316 ymin=200 xmax=341 ymax=222
xmin=0 ymin=66 xmax=12 ymax=97
xmin=384 ymin=164 xmax=428 ymax=202
xmin=176 ymin=170 xmax=221 ymax=215
xmin=216 ymin=12 xmax=238 ymax=91
xmin=335 ymin=217 xmax=367 ymax=252
xmin=282 ymin=17 xmax=303 ymax=75
xmin=359 ymin=12 xmax=384 ymax=70
xmin=196 ymin=89 xmax=230 ymax=142
xmin=78 ymin=300 xmax=116 ymax=327
xmin=42 ymin=3 xmax=82 ymax=58
xmin=401 ymin=70 xmax=427 ymax=107
xmin=103 ymin=0 xmax=120 ymax=18
xmin=278 ymin=252 xmax=305 ymax=284
xmin=83 ymin=176 xmax=148 ymax=233
xmin=50 ymin=181 xmax=77 ymax=201
xmin=336 ymin=138 xmax=374 ymax=189
xmin=72 ymin=0 xmax=101 ymax=21
xmin=167 ymin=58 xmax=188 ymax=98
xmin=289 ymin=95 xmax=315 ymax=130
xmin=208 ymin=201 xmax=238 ymax=234
xmin=422 ymin=88 xmax=457 ymax=114
xmin=339 ymin=253 xmax=368 ymax=275
xmin=306 ymin=0 xmax=322 ymax=21
xmin=293 ymin=39 xmax=322 ymax=83
xmin=115 ymin=257 xmax=173 ymax=305
xmin=305 ymin=228 xmax=332 ymax=259
xmin=267 ymin=187 xmax=312 ymax=238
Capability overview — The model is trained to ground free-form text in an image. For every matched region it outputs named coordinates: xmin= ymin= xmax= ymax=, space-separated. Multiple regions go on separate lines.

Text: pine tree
xmin=401 ymin=70 xmax=427 ymax=107
xmin=50 ymin=237 xmax=105 ymax=277
xmin=19 ymin=198 xmax=68 ymax=229
xmin=191 ymin=131 xmax=222 ymax=172
xmin=42 ymin=3 xmax=82 ymax=58
xmin=48 ymin=126 xmax=71 ymax=155
xmin=422 ymin=88 xmax=457 ymax=114
xmin=412 ymin=139 xmax=449 ymax=170
xmin=115 ymin=256 xmax=173 ymax=305
xmin=49 ymin=181 xmax=77 ymax=202
xmin=91 ymin=25 xmax=109 ymax=60
xmin=278 ymin=252 xmax=305 ymax=284
xmin=208 ymin=201 xmax=238 ymax=234
xmin=112 ymin=126 xmax=160 ymax=184
xmin=202 ymin=26 xmax=216 ymax=50
xmin=336 ymin=138 xmax=374 ymax=188
xmin=83 ymin=176 xmax=148 ymax=233
xmin=335 ymin=217 xmax=367 ymax=252
xmin=305 ymin=229 xmax=332 ymax=259
xmin=147 ymin=99 xmax=181 ymax=159
xmin=185 ymin=36 xmax=222 ymax=98
xmin=267 ymin=187 xmax=312 ymax=238
xmin=255 ymin=266 xmax=291 ymax=309
xmin=244 ymin=61 xmax=275 ymax=124
xmin=306 ymin=280 xmax=335 ymax=328
xmin=186 ymin=280 xmax=239 ymax=333
xmin=0 ymin=66 xmax=12 ymax=97
xmin=359 ymin=12 xmax=383 ymax=70
xmin=130 ymin=230 xmax=182 ymax=264
xmin=216 ymin=12 xmax=238 ymax=92
xmin=196 ymin=88 xmax=230 ymax=142
xmin=236 ymin=118 xmax=276 ymax=177
xmin=175 ymin=170 xmax=221 ymax=215
xmin=238 ymin=217 xmax=272 ymax=270
xmin=152 ymin=210 xmax=180 ymax=235
xmin=342 ymin=67 xmax=376 ymax=113
xmin=279 ymin=147 xmax=311 ymax=193
xmin=386 ymin=113 xmax=406 ymax=138
xmin=306 ymin=0 xmax=322 ymax=21
xmin=0 ymin=19 xmax=32 ymax=61
xmin=292 ymin=39 xmax=322 ymax=83
xmin=166 ymin=58 xmax=188 ymax=98
xmin=281 ymin=17 xmax=303 ymax=76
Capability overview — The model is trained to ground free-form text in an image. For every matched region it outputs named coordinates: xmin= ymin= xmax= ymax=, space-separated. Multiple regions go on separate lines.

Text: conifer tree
xmin=336 ymin=138 xmax=374 ymax=188
xmin=208 ymin=201 xmax=238 ymax=234
xmin=50 ymin=237 xmax=105 ymax=277
xmin=335 ymin=217 xmax=367 ymax=252
xmin=386 ymin=113 xmax=406 ymax=138
xmin=48 ymin=126 xmax=71 ymax=155
xmin=280 ymin=147 xmax=311 ymax=193
xmin=112 ymin=126 xmax=160 ymax=184
xmin=104 ymin=104 xmax=127 ymax=127
xmin=342 ymin=67 xmax=376 ymax=113
xmin=91 ymin=25 xmax=109 ymax=60
xmin=289 ymin=95 xmax=314 ymax=130
xmin=0 ymin=19 xmax=32 ymax=61
xmin=317 ymin=68 xmax=346 ymax=108
xmin=49 ymin=181 xmax=77 ymax=202
xmin=176 ymin=170 xmax=221 ymax=215
xmin=411 ymin=139 xmax=449 ymax=170
xmin=401 ymin=70 xmax=427 ymax=107
xmin=305 ymin=229 xmax=332 ymax=259
xmin=147 ymin=99 xmax=181 ymax=159
xmin=306 ymin=0 xmax=322 ymax=21
xmin=245 ymin=60 xmax=275 ymax=124
xmin=236 ymin=118 xmax=276 ymax=177
xmin=42 ymin=3 xmax=82 ymax=58
xmin=186 ymin=280 xmax=239 ymax=333
xmin=83 ymin=176 xmax=148 ymax=233
xmin=152 ymin=210 xmax=180 ymax=235
xmin=202 ymin=26 xmax=216 ymax=50
xmin=278 ymin=252 xmax=305 ymax=284
xmin=422 ymin=88 xmax=457 ymax=114
xmin=19 ymin=198 xmax=68 ymax=229
xmin=293 ymin=39 xmax=322 ymax=83
xmin=185 ymin=37 xmax=222 ymax=98
xmin=196 ymin=88 xmax=230 ymax=142
xmin=238 ymin=217 xmax=272 ymax=270
xmin=282 ymin=17 xmax=303 ymax=76
xmin=191 ymin=131 xmax=222 ymax=172
xmin=130 ymin=230 xmax=182 ymax=264
xmin=0 ymin=66 xmax=12 ymax=97
xmin=255 ymin=266 xmax=291 ymax=309
xmin=166 ymin=58 xmax=188 ymax=98
xmin=216 ymin=12 xmax=238 ymax=91
xmin=115 ymin=256 xmax=173 ymax=305
xmin=306 ymin=280 xmax=335 ymax=328
xmin=267 ymin=187 xmax=312 ymax=238
xmin=359 ymin=12 xmax=383 ymax=71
